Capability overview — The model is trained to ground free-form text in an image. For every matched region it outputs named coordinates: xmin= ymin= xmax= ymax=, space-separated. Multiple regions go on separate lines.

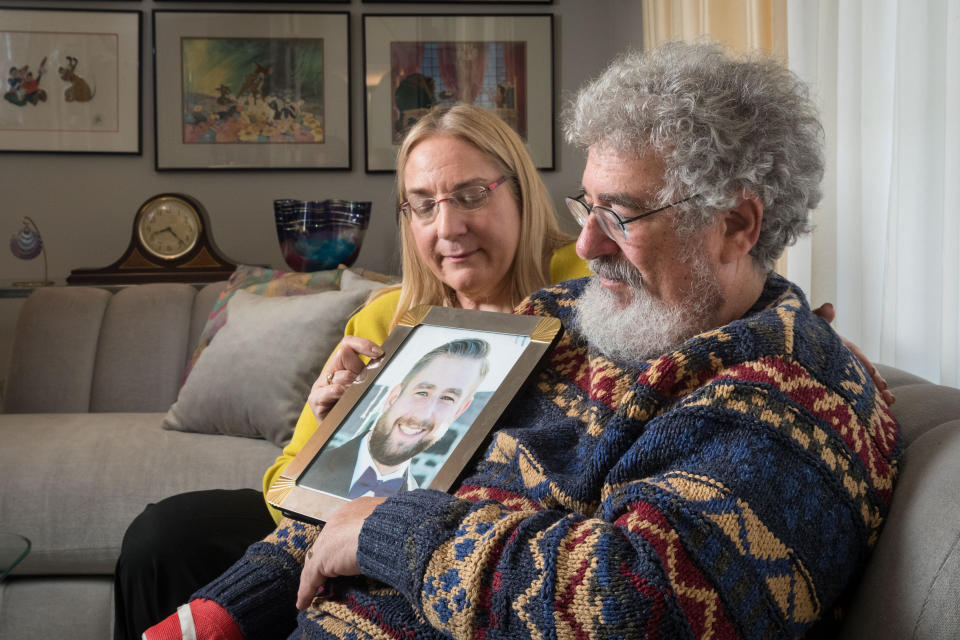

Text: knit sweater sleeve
xmin=353 ymin=279 xmax=901 ymax=639
xmin=193 ymin=518 xmax=319 ymax=640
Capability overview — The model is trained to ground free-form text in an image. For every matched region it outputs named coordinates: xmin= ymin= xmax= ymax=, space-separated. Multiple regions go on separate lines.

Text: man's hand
xmin=813 ymin=302 xmax=895 ymax=405
xmin=296 ymin=496 xmax=386 ymax=610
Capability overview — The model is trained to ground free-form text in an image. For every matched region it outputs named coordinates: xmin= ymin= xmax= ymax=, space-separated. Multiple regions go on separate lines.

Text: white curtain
xmin=785 ymin=0 xmax=960 ymax=386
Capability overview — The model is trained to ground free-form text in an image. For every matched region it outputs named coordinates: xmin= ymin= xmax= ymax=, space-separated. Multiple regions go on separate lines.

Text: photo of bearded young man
xmin=298 ymin=334 xmax=499 ymax=500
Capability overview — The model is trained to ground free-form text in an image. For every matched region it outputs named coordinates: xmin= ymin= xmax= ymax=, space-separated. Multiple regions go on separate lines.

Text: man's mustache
xmin=393 ymin=417 xmax=435 ymax=435
xmin=589 ymin=257 xmax=644 ymax=288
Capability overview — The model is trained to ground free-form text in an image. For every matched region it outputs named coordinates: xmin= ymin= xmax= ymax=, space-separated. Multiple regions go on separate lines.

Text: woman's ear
xmin=719 ymin=192 xmax=763 ymax=264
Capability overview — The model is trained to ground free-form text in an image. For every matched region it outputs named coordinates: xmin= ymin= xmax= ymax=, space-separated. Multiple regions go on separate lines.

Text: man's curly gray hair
xmin=563 ymin=41 xmax=824 ymax=270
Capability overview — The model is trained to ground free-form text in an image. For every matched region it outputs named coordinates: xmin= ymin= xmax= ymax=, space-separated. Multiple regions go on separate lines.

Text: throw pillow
xmin=163 ymin=274 xmax=385 ymax=446
xmin=182 ymin=265 xmax=343 ymax=383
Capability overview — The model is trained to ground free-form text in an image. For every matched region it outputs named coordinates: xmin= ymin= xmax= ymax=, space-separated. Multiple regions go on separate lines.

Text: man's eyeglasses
xmin=565 ymin=193 xmax=697 ymax=241
xmin=400 ymin=176 xmax=509 ymax=224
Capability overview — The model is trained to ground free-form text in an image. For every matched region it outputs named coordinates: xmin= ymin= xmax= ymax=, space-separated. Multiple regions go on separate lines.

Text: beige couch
xmin=1 ymin=282 xmax=958 ymax=638
xmin=0 ymin=282 xmax=281 ymax=638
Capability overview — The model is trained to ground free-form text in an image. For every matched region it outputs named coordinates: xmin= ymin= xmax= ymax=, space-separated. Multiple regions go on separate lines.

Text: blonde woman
xmin=266 ymin=104 xmax=589 ymax=506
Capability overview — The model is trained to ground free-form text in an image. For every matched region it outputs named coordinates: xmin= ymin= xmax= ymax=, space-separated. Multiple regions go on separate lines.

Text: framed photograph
xmin=268 ymin=304 xmax=562 ymax=524
xmin=0 ymin=8 xmax=141 ymax=154
xmin=153 ymin=11 xmax=350 ymax=170
xmin=363 ymin=13 xmax=554 ymax=172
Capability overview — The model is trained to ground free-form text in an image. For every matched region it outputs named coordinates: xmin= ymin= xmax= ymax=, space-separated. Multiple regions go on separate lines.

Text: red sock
xmin=141 ymin=599 xmax=243 ymax=640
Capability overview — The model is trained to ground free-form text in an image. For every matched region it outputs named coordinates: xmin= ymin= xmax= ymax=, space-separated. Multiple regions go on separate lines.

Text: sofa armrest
xmin=839 ymin=419 xmax=960 ymax=638
xmin=875 ymin=362 xmax=930 ymax=389
xmin=839 ymin=364 xmax=960 ymax=638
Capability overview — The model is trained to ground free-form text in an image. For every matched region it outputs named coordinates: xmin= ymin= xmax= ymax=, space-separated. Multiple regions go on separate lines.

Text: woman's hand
xmin=309 ymin=337 xmax=384 ymax=424
xmin=813 ymin=303 xmax=895 ymax=405
xmin=296 ymin=496 xmax=386 ymax=610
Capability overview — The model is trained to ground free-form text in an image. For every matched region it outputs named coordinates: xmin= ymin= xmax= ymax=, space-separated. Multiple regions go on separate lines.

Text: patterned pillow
xmin=182 ymin=265 xmax=343 ymax=383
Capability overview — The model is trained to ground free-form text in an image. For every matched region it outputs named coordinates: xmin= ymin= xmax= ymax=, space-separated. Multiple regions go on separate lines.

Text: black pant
xmin=113 ymin=488 xmax=276 ymax=640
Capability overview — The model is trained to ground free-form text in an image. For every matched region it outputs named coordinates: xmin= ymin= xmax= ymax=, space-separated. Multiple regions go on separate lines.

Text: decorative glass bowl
xmin=274 ymin=199 xmax=372 ymax=271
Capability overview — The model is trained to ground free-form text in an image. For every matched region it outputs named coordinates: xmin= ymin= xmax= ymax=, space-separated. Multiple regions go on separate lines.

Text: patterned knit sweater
xmin=196 ymin=274 xmax=901 ymax=640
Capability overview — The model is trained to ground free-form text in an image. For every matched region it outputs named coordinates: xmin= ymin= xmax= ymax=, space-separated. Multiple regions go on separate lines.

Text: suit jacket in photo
xmin=301 ymin=433 xmax=418 ymax=498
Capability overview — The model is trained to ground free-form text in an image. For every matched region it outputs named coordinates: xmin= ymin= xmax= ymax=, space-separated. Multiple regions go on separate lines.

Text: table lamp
xmin=9 ymin=216 xmax=54 ymax=287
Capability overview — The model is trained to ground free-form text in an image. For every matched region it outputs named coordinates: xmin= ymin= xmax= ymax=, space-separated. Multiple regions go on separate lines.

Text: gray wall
xmin=1 ymin=0 xmax=643 ymax=282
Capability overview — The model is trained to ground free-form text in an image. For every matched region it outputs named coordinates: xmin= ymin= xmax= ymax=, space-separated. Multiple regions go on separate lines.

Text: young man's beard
xmin=368 ymin=414 xmax=436 ymax=467
xmin=575 ymin=254 xmax=724 ymax=363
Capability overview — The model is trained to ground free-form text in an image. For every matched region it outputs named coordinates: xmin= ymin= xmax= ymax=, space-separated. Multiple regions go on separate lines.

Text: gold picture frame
xmin=268 ymin=304 xmax=562 ymax=524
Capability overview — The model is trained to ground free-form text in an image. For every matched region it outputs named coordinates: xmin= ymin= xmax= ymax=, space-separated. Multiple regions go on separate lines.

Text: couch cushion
xmin=838 ymin=419 xmax=960 ymax=638
xmin=162 ymin=272 xmax=384 ymax=447
xmin=90 ymin=283 xmax=198 ymax=413
xmin=0 ymin=413 xmax=279 ymax=575
xmin=0 ymin=576 xmax=113 ymax=639
xmin=3 ymin=287 xmax=111 ymax=413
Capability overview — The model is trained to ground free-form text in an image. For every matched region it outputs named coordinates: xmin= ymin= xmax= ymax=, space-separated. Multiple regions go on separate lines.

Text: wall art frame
xmin=153 ymin=10 xmax=350 ymax=171
xmin=268 ymin=304 xmax=562 ymax=524
xmin=156 ymin=0 xmax=346 ymax=3
xmin=365 ymin=1 xmax=550 ymax=3
xmin=0 ymin=7 xmax=141 ymax=155
xmin=362 ymin=13 xmax=554 ymax=172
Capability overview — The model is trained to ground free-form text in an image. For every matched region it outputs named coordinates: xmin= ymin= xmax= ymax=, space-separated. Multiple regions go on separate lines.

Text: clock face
xmin=136 ymin=196 xmax=202 ymax=260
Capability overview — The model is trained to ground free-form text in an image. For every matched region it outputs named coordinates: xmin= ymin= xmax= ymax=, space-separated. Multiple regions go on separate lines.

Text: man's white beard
xmin=575 ymin=254 xmax=725 ymax=362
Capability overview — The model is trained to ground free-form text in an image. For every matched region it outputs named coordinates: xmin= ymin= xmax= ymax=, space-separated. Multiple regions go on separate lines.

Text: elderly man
xmin=146 ymin=42 xmax=900 ymax=640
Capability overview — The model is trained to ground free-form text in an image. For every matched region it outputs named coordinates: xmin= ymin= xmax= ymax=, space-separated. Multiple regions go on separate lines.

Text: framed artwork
xmin=0 ymin=8 xmax=141 ymax=154
xmin=365 ymin=1 xmax=550 ymax=3
xmin=157 ymin=0 xmax=346 ymax=2
xmin=153 ymin=11 xmax=350 ymax=171
xmin=268 ymin=304 xmax=562 ymax=524
xmin=363 ymin=13 xmax=554 ymax=172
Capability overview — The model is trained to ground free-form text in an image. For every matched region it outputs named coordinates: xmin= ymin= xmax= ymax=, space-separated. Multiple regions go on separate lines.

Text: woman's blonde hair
xmin=387 ymin=104 xmax=570 ymax=329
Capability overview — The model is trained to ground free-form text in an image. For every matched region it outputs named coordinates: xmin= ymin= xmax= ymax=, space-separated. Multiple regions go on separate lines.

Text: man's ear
xmin=718 ymin=192 xmax=763 ymax=264
xmin=453 ymin=396 xmax=473 ymax=420
xmin=385 ymin=384 xmax=402 ymax=407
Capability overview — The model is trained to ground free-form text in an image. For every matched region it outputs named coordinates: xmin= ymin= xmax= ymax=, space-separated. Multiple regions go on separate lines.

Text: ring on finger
xmin=325 ymin=372 xmax=334 ymax=385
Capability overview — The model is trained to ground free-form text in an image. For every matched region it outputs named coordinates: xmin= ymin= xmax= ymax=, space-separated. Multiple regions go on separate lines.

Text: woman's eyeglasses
xmin=400 ymin=176 xmax=509 ymax=224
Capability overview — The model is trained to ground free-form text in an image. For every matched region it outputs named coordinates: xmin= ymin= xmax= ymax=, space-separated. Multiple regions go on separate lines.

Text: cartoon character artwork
xmin=387 ymin=41 xmax=529 ymax=142
xmin=268 ymin=94 xmax=301 ymax=121
xmin=215 ymin=84 xmax=233 ymax=105
xmin=394 ymin=72 xmax=437 ymax=128
xmin=179 ymin=37 xmax=326 ymax=145
xmin=4 ymin=57 xmax=48 ymax=106
xmin=236 ymin=62 xmax=272 ymax=105
xmin=58 ymin=56 xmax=94 ymax=102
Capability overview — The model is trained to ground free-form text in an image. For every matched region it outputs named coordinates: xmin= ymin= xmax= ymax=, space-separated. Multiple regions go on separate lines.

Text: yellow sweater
xmin=262 ymin=242 xmax=590 ymax=521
